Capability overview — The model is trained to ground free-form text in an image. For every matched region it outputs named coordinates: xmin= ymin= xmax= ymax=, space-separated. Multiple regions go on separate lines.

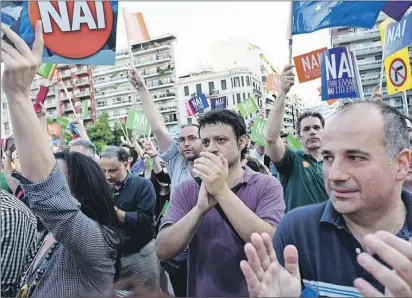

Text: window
xmin=232 ymin=94 xmax=235 ymax=105
xmin=4 ymin=122 xmax=9 ymax=130
xmin=247 ymin=93 xmax=251 ymax=99
xmin=241 ymin=76 xmax=245 ymax=87
xmin=208 ymin=81 xmax=215 ymax=94
xmin=2 ymin=102 xmax=7 ymax=110
xmin=243 ymin=93 xmax=246 ymax=101
xmin=187 ymin=118 xmax=192 ymax=124
xmin=246 ymin=76 xmax=250 ymax=86
xmin=231 ymin=78 xmax=234 ymax=88
xmin=196 ymin=84 xmax=202 ymax=96
xmin=236 ymin=93 xmax=241 ymax=104
xmin=221 ymin=80 xmax=227 ymax=90
xmin=234 ymin=77 xmax=240 ymax=87
xmin=184 ymin=86 xmax=189 ymax=96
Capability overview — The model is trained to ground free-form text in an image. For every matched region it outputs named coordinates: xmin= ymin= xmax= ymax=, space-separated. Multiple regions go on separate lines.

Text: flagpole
xmin=403 ymin=91 xmax=409 ymax=115
xmin=287 ymin=0 xmax=293 ymax=64
xmin=123 ymin=6 xmax=137 ymax=106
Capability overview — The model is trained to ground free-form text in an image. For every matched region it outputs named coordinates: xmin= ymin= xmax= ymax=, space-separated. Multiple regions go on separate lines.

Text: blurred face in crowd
xmin=299 ymin=116 xmax=324 ymax=151
xmin=322 ymin=105 xmax=410 ymax=217
xmin=70 ymin=145 xmax=94 ymax=159
xmin=200 ymin=123 xmax=247 ymax=169
xmin=178 ymin=125 xmax=202 ymax=161
xmin=100 ymin=157 xmax=128 ymax=185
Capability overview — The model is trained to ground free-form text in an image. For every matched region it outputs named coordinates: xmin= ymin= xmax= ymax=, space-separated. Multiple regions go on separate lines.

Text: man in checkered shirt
xmin=1 ymin=189 xmax=38 ymax=297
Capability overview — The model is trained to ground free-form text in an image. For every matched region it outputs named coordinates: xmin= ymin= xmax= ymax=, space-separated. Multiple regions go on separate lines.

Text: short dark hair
xmin=197 ymin=109 xmax=248 ymax=160
xmin=180 ymin=123 xmax=200 ymax=130
xmin=100 ymin=146 xmax=129 ymax=163
xmin=121 ymin=144 xmax=138 ymax=166
xmin=69 ymin=138 xmax=96 ymax=157
xmin=296 ymin=110 xmax=325 ymax=136
xmin=338 ymin=101 xmax=409 ymax=159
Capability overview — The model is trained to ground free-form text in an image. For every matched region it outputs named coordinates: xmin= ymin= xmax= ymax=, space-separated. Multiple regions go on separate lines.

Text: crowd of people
xmin=1 ymin=21 xmax=411 ymax=298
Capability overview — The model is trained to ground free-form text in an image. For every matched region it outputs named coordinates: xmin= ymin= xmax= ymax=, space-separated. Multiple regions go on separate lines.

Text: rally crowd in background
xmin=1 ymin=21 xmax=412 ymax=298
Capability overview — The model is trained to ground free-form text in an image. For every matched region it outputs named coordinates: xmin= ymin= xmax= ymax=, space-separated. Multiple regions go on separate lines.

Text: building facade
xmin=93 ymin=34 xmax=179 ymax=129
xmin=331 ymin=12 xmax=412 ymax=114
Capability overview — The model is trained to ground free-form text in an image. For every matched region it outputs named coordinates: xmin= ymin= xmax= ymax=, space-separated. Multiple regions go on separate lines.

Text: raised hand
xmin=72 ymin=114 xmax=84 ymax=129
xmin=370 ymin=85 xmax=383 ymax=101
xmin=128 ymin=67 xmax=147 ymax=92
xmin=354 ymin=231 xmax=412 ymax=297
xmin=280 ymin=65 xmax=295 ymax=94
xmin=1 ymin=21 xmax=43 ymax=98
xmin=240 ymin=233 xmax=301 ymax=297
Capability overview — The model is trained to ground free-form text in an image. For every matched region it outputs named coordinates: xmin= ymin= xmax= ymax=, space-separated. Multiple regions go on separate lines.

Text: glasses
xmin=179 ymin=136 xmax=199 ymax=144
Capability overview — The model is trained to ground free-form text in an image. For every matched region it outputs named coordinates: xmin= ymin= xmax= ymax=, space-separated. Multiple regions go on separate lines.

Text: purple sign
xmin=210 ymin=96 xmax=227 ymax=110
xmin=188 ymin=94 xmax=209 ymax=114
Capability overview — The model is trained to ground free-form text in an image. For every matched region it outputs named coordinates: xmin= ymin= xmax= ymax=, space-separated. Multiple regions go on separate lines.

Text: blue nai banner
xmin=384 ymin=13 xmax=412 ymax=59
xmin=321 ymin=47 xmax=361 ymax=101
xmin=188 ymin=94 xmax=209 ymax=114
xmin=210 ymin=96 xmax=227 ymax=110
xmin=1 ymin=1 xmax=118 ymax=65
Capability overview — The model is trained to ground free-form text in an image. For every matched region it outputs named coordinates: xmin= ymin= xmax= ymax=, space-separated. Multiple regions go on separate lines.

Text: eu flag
xmin=292 ymin=1 xmax=387 ymax=35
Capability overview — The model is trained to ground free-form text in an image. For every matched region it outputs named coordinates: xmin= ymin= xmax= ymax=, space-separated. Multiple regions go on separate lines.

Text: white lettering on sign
xmin=39 ymin=1 xmax=106 ymax=34
xmin=302 ymin=52 xmax=321 ymax=72
xmin=192 ymin=97 xmax=203 ymax=110
xmin=326 ymin=51 xmax=354 ymax=80
xmin=387 ymin=19 xmax=407 ymax=45
xmin=256 ymin=120 xmax=266 ymax=135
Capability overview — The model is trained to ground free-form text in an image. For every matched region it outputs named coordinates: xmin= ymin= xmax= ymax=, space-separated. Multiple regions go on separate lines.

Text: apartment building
xmin=331 ymin=12 xmax=412 ymax=114
xmin=93 ymin=34 xmax=179 ymax=128
xmin=178 ymin=67 xmax=262 ymax=123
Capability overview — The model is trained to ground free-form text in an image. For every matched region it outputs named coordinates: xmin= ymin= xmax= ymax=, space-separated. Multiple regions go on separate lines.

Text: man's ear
xmin=396 ymin=148 xmax=411 ymax=181
xmin=239 ymin=135 xmax=249 ymax=151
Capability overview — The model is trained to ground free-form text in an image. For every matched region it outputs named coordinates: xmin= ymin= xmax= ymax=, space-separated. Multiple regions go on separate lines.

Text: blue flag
xmin=293 ymin=1 xmax=387 ymax=35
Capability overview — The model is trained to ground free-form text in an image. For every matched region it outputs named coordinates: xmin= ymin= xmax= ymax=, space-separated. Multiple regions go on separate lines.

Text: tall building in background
xmin=177 ymin=67 xmax=263 ymax=124
xmin=331 ymin=12 xmax=412 ymax=114
xmin=94 ymin=34 xmax=179 ymax=128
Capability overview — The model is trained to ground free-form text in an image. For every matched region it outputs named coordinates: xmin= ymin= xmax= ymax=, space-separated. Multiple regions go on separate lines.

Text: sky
xmin=118 ymin=1 xmax=331 ymax=106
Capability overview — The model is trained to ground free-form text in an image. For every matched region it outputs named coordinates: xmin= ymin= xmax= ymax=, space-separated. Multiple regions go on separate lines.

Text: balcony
xmin=132 ymin=45 xmax=171 ymax=57
xmin=57 ymin=64 xmax=70 ymax=69
xmin=74 ymin=78 xmax=90 ymax=87
xmin=60 ymin=71 xmax=72 ymax=79
xmin=93 ymin=76 xmax=129 ymax=88
xmin=93 ymin=64 xmax=128 ymax=77
xmin=108 ymin=113 xmax=128 ymax=121
xmin=148 ymin=82 xmax=175 ymax=91
xmin=332 ymin=28 xmax=380 ymax=44
xmin=152 ymin=95 xmax=176 ymax=103
xmin=165 ymin=120 xmax=179 ymax=126
xmin=159 ymin=106 xmax=178 ymax=114
xmin=58 ymin=82 xmax=73 ymax=90
xmin=352 ymin=44 xmax=382 ymax=56
xmin=97 ymin=101 xmax=132 ymax=111
xmin=76 ymin=67 xmax=89 ymax=75
xmin=95 ymin=88 xmax=132 ymax=100
xmin=135 ymin=55 xmax=173 ymax=69
xmin=75 ymin=91 xmax=91 ymax=98
xmin=360 ymin=75 xmax=380 ymax=86
xmin=357 ymin=60 xmax=382 ymax=71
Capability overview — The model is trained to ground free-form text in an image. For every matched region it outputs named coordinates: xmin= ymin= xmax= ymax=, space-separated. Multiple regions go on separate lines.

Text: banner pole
xmin=287 ymin=0 xmax=293 ymax=64
xmin=404 ymin=91 xmax=409 ymax=115
xmin=59 ymin=79 xmax=78 ymax=118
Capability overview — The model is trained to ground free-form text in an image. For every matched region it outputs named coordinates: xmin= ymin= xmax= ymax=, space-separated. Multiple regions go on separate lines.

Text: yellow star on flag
xmin=315 ymin=4 xmax=322 ymax=12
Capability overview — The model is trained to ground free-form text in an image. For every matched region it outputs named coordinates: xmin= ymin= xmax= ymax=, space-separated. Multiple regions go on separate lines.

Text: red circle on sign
xmin=28 ymin=1 xmax=113 ymax=59
xmin=389 ymin=58 xmax=407 ymax=88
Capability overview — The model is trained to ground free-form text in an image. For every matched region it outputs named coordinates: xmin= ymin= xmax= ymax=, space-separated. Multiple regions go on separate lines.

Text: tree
xmin=112 ymin=121 xmax=128 ymax=146
xmin=86 ymin=112 xmax=115 ymax=153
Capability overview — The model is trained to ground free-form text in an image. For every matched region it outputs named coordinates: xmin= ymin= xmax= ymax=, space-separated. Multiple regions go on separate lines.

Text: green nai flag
xmin=286 ymin=134 xmax=302 ymax=150
xmin=236 ymin=97 xmax=259 ymax=119
xmin=250 ymin=118 xmax=267 ymax=147
xmin=126 ymin=108 xmax=151 ymax=136
xmin=37 ymin=63 xmax=57 ymax=81
xmin=56 ymin=116 xmax=70 ymax=129
xmin=82 ymin=100 xmax=90 ymax=118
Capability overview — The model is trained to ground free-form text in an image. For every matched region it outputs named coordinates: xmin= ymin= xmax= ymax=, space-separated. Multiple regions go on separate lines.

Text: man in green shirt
xmin=266 ymin=65 xmax=328 ymax=212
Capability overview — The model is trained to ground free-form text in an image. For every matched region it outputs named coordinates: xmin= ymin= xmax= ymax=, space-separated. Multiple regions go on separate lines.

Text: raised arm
xmin=129 ymin=68 xmax=173 ymax=153
xmin=1 ymin=21 xmax=118 ymax=271
xmin=266 ymin=65 xmax=295 ymax=163
xmin=72 ymin=114 xmax=90 ymax=141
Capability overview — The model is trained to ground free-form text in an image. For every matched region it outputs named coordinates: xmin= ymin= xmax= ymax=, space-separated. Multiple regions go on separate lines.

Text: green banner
xmin=126 ymin=108 xmax=150 ymax=136
xmin=56 ymin=116 xmax=70 ymax=129
xmin=82 ymin=100 xmax=90 ymax=118
xmin=236 ymin=97 xmax=259 ymax=119
xmin=160 ymin=200 xmax=170 ymax=216
xmin=145 ymin=155 xmax=153 ymax=171
xmin=250 ymin=118 xmax=267 ymax=147
xmin=37 ymin=63 xmax=57 ymax=80
xmin=286 ymin=134 xmax=302 ymax=150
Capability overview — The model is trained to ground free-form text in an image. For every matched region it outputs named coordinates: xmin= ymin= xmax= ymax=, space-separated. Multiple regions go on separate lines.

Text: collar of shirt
xmin=114 ymin=171 xmax=131 ymax=191
xmin=320 ymin=189 xmax=412 ymax=240
xmin=296 ymin=150 xmax=323 ymax=164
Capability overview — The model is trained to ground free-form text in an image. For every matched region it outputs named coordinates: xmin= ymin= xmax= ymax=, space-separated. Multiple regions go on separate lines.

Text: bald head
xmin=330 ymin=101 xmax=409 ymax=159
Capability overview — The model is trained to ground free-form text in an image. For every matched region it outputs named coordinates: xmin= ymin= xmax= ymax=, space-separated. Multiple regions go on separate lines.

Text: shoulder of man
xmin=1 ymin=190 xmax=36 ymax=223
